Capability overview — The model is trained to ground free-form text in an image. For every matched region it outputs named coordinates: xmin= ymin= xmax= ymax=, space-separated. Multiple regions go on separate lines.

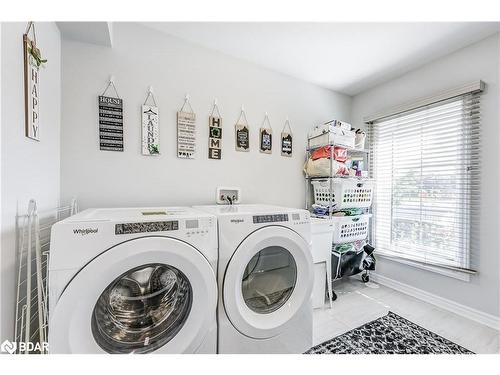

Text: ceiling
xmin=144 ymin=22 xmax=500 ymax=96
xmin=57 ymin=22 xmax=113 ymax=47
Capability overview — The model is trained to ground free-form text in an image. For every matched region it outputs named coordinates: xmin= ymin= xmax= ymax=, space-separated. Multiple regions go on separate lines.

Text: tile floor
xmin=313 ymin=278 xmax=500 ymax=354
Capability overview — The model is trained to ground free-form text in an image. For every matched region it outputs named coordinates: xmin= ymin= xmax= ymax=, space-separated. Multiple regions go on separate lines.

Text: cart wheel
xmin=331 ymin=291 xmax=338 ymax=301
xmin=362 ymin=273 xmax=370 ymax=283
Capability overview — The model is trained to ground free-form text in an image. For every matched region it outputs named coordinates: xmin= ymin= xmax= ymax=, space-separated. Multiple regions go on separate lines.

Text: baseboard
xmin=371 ymin=273 xmax=500 ymax=332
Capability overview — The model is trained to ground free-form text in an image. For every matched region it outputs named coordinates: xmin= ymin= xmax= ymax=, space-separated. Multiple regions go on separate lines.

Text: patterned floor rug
xmin=306 ymin=311 xmax=473 ymax=354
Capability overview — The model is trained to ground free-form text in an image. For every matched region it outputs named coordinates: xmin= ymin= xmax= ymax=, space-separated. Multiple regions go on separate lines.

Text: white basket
xmin=308 ymin=124 xmax=355 ymax=149
xmin=308 ymin=132 xmax=355 ymax=149
xmin=331 ymin=214 xmax=371 ymax=244
xmin=311 ymin=178 xmax=374 ymax=209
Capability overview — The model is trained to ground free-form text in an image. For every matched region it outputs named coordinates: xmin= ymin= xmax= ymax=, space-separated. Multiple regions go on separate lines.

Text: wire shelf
xmin=14 ymin=198 xmax=78 ymax=354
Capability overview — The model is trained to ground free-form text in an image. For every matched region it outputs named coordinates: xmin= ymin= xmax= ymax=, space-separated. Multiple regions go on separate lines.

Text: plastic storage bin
xmin=311 ymin=178 xmax=374 ymax=209
xmin=308 ymin=124 xmax=355 ymax=149
xmin=331 ymin=214 xmax=371 ymax=244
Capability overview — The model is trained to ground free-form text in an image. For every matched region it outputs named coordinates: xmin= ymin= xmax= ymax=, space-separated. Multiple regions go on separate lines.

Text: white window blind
xmin=368 ymin=92 xmax=480 ymax=272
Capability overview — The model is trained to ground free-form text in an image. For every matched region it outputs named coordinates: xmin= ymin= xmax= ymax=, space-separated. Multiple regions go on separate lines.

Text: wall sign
xmin=177 ymin=95 xmax=196 ymax=159
xmin=259 ymin=113 xmax=272 ymax=154
xmin=235 ymin=107 xmax=250 ymax=152
xmin=98 ymin=78 xmax=123 ymax=151
xmin=23 ymin=22 xmax=46 ymax=141
xmin=281 ymin=118 xmax=293 ymax=157
xmin=208 ymin=100 xmax=222 ymax=159
xmin=142 ymin=88 xmax=159 ymax=155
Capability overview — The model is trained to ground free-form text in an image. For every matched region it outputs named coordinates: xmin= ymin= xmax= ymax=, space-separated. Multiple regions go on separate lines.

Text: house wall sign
xmin=23 ymin=22 xmax=46 ymax=141
xmin=98 ymin=77 xmax=123 ymax=151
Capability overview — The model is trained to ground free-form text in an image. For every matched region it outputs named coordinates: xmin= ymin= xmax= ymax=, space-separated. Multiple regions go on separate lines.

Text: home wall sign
xmin=235 ymin=106 xmax=250 ymax=152
xmin=142 ymin=87 xmax=160 ymax=155
xmin=98 ymin=77 xmax=123 ymax=151
xmin=208 ymin=100 xmax=222 ymax=159
xmin=23 ymin=22 xmax=46 ymax=141
xmin=259 ymin=113 xmax=272 ymax=154
xmin=281 ymin=118 xmax=293 ymax=157
xmin=177 ymin=95 xmax=196 ymax=159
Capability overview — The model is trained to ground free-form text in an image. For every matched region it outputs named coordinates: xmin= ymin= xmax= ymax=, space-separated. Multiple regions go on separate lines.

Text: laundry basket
xmin=311 ymin=178 xmax=374 ymax=209
xmin=331 ymin=214 xmax=371 ymax=244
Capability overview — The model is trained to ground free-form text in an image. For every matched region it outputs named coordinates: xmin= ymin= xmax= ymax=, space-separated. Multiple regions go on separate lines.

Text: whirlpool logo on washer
xmin=73 ymin=228 xmax=99 ymax=235
xmin=230 ymin=219 xmax=245 ymax=224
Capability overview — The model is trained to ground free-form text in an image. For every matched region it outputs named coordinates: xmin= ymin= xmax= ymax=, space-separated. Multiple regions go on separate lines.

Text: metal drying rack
xmin=14 ymin=198 xmax=78 ymax=354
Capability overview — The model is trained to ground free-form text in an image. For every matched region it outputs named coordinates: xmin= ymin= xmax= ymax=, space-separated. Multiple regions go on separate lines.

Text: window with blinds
xmin=368 ymin=93 xmax=480 ymax=272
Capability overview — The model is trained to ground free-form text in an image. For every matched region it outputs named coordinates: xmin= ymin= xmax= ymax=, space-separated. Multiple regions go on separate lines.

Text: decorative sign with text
xmin=142 ymin=105 xmax=160 ymax=155
xmin=209 ymin=116 xmax=222 ymax=159
xmin=281 ymin=119 xmax=293 ymax=157
xmin=23 ymin=28 xmax=41 ymax=141
xmin=177 ymin=111 xmax=196 ymax=159
xmin=281 ymin=133 xmax=293 ymax=156
xmin=259 ymin=114 xmax=272 ymax=154
xmin=235 ymin=108 xmax=250 ymax=152
xmin=99 ymin=95 xmax=124 ymax=151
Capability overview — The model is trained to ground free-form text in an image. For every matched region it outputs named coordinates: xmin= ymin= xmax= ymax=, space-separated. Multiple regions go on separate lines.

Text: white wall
xmin=0 ymin=22 xmax=61 ymax=341
xmin=351 ymin=33 xmax=500 ymax=317
xmin=60 ymin=23 xmax=351 ymax=210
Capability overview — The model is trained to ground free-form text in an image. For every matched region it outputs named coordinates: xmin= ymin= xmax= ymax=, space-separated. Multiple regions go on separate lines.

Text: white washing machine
xmin=48 ymin=207 xmax=218 ymax=354
xmin=194 ymin=204 xmax=314 ymax=354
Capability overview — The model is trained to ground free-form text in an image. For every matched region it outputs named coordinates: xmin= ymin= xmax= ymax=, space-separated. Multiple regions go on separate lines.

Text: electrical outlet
xmin=216 ymin=187 xmax=241 ymax=205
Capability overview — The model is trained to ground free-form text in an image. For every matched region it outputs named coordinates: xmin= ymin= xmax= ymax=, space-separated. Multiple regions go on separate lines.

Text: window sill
xmin=378 ymin=253 xmax=471 ymax=282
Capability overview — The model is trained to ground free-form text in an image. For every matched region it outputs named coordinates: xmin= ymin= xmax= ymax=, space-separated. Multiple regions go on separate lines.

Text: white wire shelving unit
xmin=304 ymin=132 xmax=371 ymax=220
xmin=14 ymin=198 xmax=78 ymax=354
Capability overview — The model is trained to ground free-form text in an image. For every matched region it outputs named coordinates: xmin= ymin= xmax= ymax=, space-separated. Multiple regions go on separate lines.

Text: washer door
xmin=223 ymin=226 xmax=313 ymax=339
xmin=49 ymin=236 xmax=217 ymax=353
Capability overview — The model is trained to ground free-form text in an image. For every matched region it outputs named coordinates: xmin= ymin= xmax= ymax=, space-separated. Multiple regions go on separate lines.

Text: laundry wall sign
xmin=259 ymin=113 xmax=272 ymax=154
xmin=209 ymin=116 xmax=222 ymax=159
xmin=23 ymin=23 xmax=45 ymax=141
xmin=142 ymin=105 xmax=159 ymax=155
xmin=141 ymin=88 xmax=159 ymax=155
xmin=235 ymin=108 xmax=250 ymax=152
xmin=99 ymin=95 xmax=124 ymax=151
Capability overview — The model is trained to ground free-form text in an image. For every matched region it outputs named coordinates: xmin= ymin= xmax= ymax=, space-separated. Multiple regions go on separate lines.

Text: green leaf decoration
xmin=28 ymin=43 xmax=47 ymax=67
xmin=148 ymin=144 xmax=159 ymax=155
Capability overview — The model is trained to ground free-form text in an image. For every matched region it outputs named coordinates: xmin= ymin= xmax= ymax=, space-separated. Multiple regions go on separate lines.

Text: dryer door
xmin=223 ymin=226 xmax=313 ymax=339
xmin=49 ymin=236 xmax=217 ymax=353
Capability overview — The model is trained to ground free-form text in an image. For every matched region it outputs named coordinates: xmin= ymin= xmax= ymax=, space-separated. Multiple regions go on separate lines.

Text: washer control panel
xmin=185 ymin=217 xmax=214 ymax=238
xmin=115 ymin=220 xmax=179 ymax=235
xmin=253 ymin=214 xmax=289 ymax=224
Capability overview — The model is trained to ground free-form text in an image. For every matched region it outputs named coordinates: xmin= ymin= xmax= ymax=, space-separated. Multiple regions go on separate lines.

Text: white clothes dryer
xmin=48 ymin=207 xmax=218 ymax=354
xmin=194 ymin=205 xmax=314 ymax=354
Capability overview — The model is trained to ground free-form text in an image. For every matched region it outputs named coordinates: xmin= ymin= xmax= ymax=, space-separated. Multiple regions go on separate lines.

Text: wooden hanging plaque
xmin=235 ymin=123 xmax=250 ymax=152
xmin=177 ymin=111 xmax=196 ymax=159
xmin=23 ymin=33 xmax=40 ymax=141
xmin=99 ymin=96 xmax=124 ymax=151
xmin=281 ymin=132 xmax=293 ymax=156
xmin=142 ymin=105 xmax=160 ymax=155
xmin=209 ymin=116 xmax=222 ymax=159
